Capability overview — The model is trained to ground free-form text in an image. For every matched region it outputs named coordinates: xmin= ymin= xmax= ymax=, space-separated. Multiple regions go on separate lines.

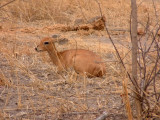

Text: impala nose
xmin=35 ymin=47 xmax=38 ymax=51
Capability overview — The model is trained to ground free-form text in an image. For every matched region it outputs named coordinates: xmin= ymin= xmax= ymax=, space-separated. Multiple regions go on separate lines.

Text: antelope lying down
xmin=35 ymin=35 xmax=106 ymax=77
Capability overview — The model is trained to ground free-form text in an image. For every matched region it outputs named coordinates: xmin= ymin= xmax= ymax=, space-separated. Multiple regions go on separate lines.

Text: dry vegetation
xmin=0 ymin=0 xmax=160 ymax=119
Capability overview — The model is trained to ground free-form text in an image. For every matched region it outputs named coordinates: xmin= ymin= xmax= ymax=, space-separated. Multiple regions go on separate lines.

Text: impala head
xmin=35 ymin=35 xmax=68 ymax=52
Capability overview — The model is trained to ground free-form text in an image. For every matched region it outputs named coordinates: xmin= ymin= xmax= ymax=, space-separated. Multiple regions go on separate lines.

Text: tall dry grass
xmin=0 ymin=0 xmax=160 ymax=119
xmin=0 ymin=0 xmax=132 ymax=28
xmin=1 ymin=0 xmax=158 ymax=31
xmin=1 ymin=0 xmax=100 ymax=23
xmin=1 ymin=0 xmax=159 ymax=29
xmin=0 ymin=26 xmax=129 ymax=119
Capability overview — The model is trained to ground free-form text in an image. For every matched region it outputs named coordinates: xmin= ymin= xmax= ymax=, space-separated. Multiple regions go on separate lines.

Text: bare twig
xmin=152 ymin=0 xmax=159 ymax=25
xmin=94 ymin=0 xmax=103 ymax=17
xmin=95 ymin=0 xmax=140 ymax=92
xmin=105 ymin=22 xmax=139 ymax=90
xmin=146 ymin=26 xmax=160 ymax=53
xmin=0 ymin=0 xmax=16 ymax=9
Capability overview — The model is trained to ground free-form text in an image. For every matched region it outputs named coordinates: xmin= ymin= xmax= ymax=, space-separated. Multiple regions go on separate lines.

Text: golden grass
xmin=122 ymin=78 xmax=133 ymax=120
xmin=0 ymin=28 xmax=126 ymax=119
xmin=0 ymin=0 xmax=160 ymax=119
xmin=1 ymin=0 xmax=159 ymax=27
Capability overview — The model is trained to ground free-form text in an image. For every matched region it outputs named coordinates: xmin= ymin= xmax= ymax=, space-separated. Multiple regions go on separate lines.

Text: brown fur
xmin=35 ymin=37 xmax=106 ymax=77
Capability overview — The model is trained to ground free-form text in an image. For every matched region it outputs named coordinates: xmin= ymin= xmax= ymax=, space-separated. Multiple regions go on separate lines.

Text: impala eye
xmin=44 ymin=42 xmax=49 ymax=45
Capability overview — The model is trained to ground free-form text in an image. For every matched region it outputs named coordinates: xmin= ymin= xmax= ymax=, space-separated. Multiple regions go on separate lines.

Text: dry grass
xmin=1 ymin=0 xmax=159 ymax=30
xmin=0 ymin=26 xmax=126 ymax=119
xmin=0 ymin=0 xmax=160 ymax=119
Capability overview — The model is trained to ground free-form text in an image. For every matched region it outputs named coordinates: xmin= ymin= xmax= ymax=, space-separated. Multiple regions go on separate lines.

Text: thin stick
xmin=0 ymin=0 xmax=16 ymax=9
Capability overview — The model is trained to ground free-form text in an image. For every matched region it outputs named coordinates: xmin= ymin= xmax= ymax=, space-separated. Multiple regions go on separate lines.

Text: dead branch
xmin=0 ymin=0 xmax=16 ymax=9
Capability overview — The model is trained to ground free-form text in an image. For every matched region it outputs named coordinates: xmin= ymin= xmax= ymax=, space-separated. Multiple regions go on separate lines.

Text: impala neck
xmin=46 ymin=45 xmax=62 ymax=66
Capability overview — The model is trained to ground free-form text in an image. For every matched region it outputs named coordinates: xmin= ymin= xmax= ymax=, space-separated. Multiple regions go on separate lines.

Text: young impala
xmin=35 ymin=35 xmax=106 ymax=77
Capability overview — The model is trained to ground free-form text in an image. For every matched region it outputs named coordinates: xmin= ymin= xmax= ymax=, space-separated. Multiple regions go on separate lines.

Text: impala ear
xmin=58 ymin=38 xmax=69 ymax=45
xmin=52 ymin=34 xmax=60 ymax=38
